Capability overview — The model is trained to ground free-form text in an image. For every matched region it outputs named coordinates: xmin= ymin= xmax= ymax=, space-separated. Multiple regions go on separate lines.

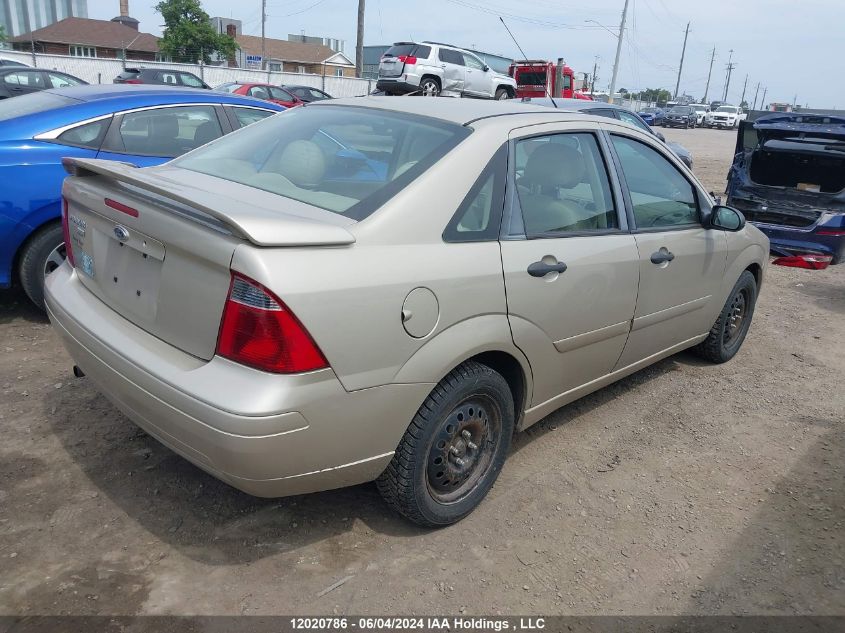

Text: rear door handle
xmin=528 ymin=259 xmax=567 ymax=277
xmin=650 ymin=249 xmax=675 ymax=264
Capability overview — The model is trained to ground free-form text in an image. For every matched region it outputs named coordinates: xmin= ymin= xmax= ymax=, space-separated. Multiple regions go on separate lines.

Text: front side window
xmin=179 ymin=73 xmax=204 ymax=88
xmin=515 ymin=132 xmax=618 ymax=235
xmin=268 ymin=87 xmax=293 ymax=101
xmin=111 ymin=105 xmax=222 ymax=157
xmin=463 ymin=54 xmax=484 ymax=70
xmin=617 ymin=110 xmax=652 ymax=134
xmin=610 ymin=135 xmax=699 ymax=229
xmin=48 ymin=72 xmax=83 ymax=88
xmin=248 ymin=85 xmax=270 ymax=100
xmin=174 ymin=105 xmax=470 ymax=219
xmin=563 ymin=74 xmax=572 ymax=90
xmin=155 ymin=72 xmax=179 ymax=85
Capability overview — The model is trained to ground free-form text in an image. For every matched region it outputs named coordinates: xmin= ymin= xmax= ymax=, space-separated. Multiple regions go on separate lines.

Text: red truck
xmin=508 ymin=59 xmax=594 ymax=100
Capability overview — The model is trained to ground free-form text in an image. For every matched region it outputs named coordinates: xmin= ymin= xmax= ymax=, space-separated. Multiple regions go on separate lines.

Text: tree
xmin=0 ymin=24 xmax=7 ymax=45
xmin=155 ymin=0 xmax=238 ymax=64
xmin=740 ymin=100 xmax=749 ymax=110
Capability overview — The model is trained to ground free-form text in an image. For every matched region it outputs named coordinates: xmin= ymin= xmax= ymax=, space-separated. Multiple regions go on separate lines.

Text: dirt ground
xmin=0 ymin=128 xmax=843 ymax=617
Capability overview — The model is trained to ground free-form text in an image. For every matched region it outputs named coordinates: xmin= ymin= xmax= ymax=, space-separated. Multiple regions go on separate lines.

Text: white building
xmin=2 ymin=0 xmax=88 ymax=38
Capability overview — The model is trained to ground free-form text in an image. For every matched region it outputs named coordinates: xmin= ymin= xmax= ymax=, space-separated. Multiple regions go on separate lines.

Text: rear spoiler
xmin=62 ymin=158 xmax=356 ymax=247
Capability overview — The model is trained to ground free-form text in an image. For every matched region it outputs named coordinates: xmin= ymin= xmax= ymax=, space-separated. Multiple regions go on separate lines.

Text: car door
xmin=97 ymin=104 xmax=228 ymax=167
xmin=437 ymin=48 xmax=465 ymax=93
xmin=499 ymin=123 xmax=640 ymax=409
xmin=606 ymin=129 xmax=727 ymax=369
xmin=462 ymin=52 xmax=489 ymax=97
xmin=2 ymin=69 xmax=47 ymax=96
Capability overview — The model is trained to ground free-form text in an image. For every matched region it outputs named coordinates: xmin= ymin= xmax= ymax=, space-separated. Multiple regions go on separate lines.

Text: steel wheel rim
xmin=724 ymin=288 xmax=749 ymax=344
xmin=44 ymin=242 xmax=67 ymax=278
xmin=426 ymin=395 xmax=501 ymax=504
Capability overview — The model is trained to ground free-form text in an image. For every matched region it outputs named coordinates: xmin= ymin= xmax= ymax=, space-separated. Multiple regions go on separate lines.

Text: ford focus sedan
xmin=47 ymin=98 xmax=768 ymax=526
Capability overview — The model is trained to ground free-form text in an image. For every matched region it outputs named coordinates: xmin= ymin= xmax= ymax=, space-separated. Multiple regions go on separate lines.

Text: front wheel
xmin=494 ymin=88 xmax=510 ymax=100
xmin=377 ymin=361 xmax=515 ymax=526
xmin=419 ymin=78 xmax=440 ymax=97
xmin=18 ymin=222 xmax=65 ymax=311
xmin=693 ymin=270 xmax=758 ymax=363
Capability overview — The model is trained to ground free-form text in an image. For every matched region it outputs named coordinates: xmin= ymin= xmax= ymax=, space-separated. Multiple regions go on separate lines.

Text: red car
xmin=214 ymin=82 xmax=304 ymax=108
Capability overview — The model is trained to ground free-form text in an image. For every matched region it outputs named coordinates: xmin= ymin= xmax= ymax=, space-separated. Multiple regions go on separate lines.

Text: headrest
xmin=523 ymin=142 xmax=585 ymax=192
xmin=274 ymin=140 xmax=326 ymax=187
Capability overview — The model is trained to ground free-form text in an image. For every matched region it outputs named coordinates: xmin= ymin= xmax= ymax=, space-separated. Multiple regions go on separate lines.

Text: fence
xmin=0 ymin=50 xmax=375 ymax=98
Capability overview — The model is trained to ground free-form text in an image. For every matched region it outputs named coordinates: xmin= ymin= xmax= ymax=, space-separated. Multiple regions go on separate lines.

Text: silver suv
xmin=377 ymin=41 xmax=516 ymax=99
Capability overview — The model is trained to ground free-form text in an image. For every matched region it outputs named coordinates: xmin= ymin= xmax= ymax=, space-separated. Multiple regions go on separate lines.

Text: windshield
xmin=0 ymin=91 xmax=78 ymax=121
xmin=642 ymin=108 xmax=659 ymax=113
xmin=174 ymin=105 xmax=470 ymax=220
xmin=717 ymin=106 xmax=738 ymax=113
xmin=670 ymin=106 xmax=691 ymax=114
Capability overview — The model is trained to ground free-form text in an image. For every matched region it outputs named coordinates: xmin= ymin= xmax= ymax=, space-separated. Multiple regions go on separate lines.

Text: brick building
xmin=234 ymin=34 xmax=355 ymax=76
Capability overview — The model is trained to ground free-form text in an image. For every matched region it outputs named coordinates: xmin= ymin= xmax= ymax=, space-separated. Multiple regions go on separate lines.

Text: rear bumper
xmin=376 ymin=79 xmax=419 ymax=95
xmin=750 ymin=224 xmax=845 ymax=264
xmin=45 ymin=264 xmax=433 ymax=497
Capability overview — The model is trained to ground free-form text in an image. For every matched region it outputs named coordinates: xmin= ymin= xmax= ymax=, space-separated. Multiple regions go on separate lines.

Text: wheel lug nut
xmin=467 ymin=441 xmax=478 ymax=451
xmin=462 ymin=430 xmax=471 ymax=440
xmin=449 ymin=446 xmax=460 ymax=456
xmin=455 ymin=457 xmax=466 ymax=467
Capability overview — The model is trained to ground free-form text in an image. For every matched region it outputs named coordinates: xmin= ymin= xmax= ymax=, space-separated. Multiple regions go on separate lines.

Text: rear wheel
xmin=18 ymin=222 xmax=65 ymax=311
xmin=377 ymin=361 xmax=514 ymax=526
xmin=419 ymin=77 xmax=440 ymax=97
xmin=693 ymin=271 xmax=757 ymax=363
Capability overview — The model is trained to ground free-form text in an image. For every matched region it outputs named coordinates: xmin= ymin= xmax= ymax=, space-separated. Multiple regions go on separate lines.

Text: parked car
xmin=637 ymin=106 xmax=665 ymax=126
xmin=727 ymin=113 xmax=845 ymax=266
xmin=0 ymin=85 xmax=282 ymax=309
xmin=690 ymin=103 xmax=709 ymax=125
xmin=114 ymin=67 xmax=210 ymax=89
xmin=47 ymin=97 xmax=767 ymax=526
xmin=705 ymin=104 xmax=743 ymax=128
xmin=0 ymin=57 xmax=30 ymax=68
xmin=522 ymin=98 xmax=694 ymax=169
xmin=215 ymin=82 xmax=304 ymax=108
xmin=0 ymin=67 xmax=86 ymax=98
xmin=377 ymin=41 xmax=516 ymax=99
xmin=283 ymin=85 xmax=333 ymax=102
xmin=664 ymin=105 xmax=697 ymax=128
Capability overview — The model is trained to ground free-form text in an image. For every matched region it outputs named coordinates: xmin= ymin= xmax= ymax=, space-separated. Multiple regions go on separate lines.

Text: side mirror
xmin=483 ymin=65 xmax=490 ymax=72
xmin=708 ymin=205 xmax=745 ymax=231
xmin=655 ymin=131 xmax=666 ymax=142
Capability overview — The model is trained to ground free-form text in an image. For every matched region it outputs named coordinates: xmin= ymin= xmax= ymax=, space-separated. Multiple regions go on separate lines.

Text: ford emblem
xmin=113 ymin=225 xmax=130 ymax=242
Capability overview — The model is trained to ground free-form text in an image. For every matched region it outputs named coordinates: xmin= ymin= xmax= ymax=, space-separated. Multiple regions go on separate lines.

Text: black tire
xmin=693 ymin=271 xmax=757 ymax=363
xmin=377 ymin=361 xmax=515 ymax=527
xmin=494 ymin=87 xmax=510 ymax=100
xmin=419 ymin=77 xmax=440 ymax=97
xmin=18 ymin=222 xmax=65 ymax=311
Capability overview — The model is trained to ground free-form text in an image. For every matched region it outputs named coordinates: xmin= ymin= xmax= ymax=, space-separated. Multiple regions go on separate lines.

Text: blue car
xmin=637 ymin=107 xmax=665 ymax=126
xmin=727 ymin=113 xmax=845 ymax=266
xmin=0 ymin=85 xmax=284 ymax=308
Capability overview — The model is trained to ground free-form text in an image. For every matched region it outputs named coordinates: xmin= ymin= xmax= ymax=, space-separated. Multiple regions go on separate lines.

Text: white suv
xmin=377 ymin=41 xmax=516 ymax=100
xmin=705 ymin=105 xmax=745 ymax=128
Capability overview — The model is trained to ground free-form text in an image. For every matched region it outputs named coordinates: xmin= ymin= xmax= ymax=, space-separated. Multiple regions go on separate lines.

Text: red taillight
xmin=61 ymin=197 xmax=75 ymax=268
xmin=772 ymin=253 xmax=833 ymax=270
xmin=216 ymin=273 xmax=328 ymax=374
xmin=817 ymin=229 xmax=845 ymax=236
xmin=104 ymin=197 xmax=139 ymax=217
xmin=123 ymin=79 xmax=143 ymax=84
xmin=397 ymin=55 xmax=417 ymax=64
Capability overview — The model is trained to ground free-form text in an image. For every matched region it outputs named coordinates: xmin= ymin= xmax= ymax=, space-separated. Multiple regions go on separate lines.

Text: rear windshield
xmin=384 ymin=44 xmax=431 ymax=59
xmin=0 ymin=91 xmax=77 ymax=121
xmin=116 ymin=70 xmax=140 ymax=79
xmin=174 ymin=105 xmax=470 ymax=220
xmin=515 ymin=70 xmax=547 ymax=86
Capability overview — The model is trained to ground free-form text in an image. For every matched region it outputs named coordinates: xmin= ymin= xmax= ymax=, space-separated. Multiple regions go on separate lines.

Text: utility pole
xmin=703 ymin=46 xmax=715 ymax=103
xmin=608 ymin=0 xmax=630 ymax=104
xmin=722 ymin=49 xmax=735 ymax=102
xmin=752 ymin=81 xmax=760 ymax=110
xmin=761 ymin=86 xmax=768 ymax=111
xmin=591 ymin=56 xmax=599 ymax=95
xmin=792 ymin=93 xmax=798 ymax=110
xmin=260 ymin=0 xmax=266 ymax=70
xmin=674 ymin=22 xmax=690 ymax=100
xmin=740 ymin=74 xmax=748 ymax=106
xmin=355 ymin=0 xmax=365 ymax=78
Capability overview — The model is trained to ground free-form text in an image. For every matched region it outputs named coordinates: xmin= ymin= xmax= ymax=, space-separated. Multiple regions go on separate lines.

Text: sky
xmin=87 ymin=0 xmax=845 ymax=108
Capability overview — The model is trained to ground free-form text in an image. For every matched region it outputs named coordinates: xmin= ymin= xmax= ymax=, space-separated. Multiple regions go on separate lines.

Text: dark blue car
xmin=0 ymin=85 xmax=284 ymax=308
xmin=638 ymin=107 xmax=665 ymax=126
xmin=727 ymin=113 xmax=845 ymax=266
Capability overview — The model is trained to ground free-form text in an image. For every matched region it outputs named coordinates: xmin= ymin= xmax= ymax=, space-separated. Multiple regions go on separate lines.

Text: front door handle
xmin=528 ymin=259 xmax=567 ymax=277
xmin=650 ymin=249 xmax=675 ymax=264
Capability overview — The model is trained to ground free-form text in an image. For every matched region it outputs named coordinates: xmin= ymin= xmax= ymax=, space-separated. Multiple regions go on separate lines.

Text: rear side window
xmin=3 ymin=70 xmax=47 ymax=88
xmin=155 ymin=71 xmax=179 ymax=85
xmin=179 ymin=73 xmax=204 ymax=88
xmin=444 ymin=144 xmax=507 ymax=242
xmin=175 ymin=105 xmax=470 ymax=219
xmin=231 ymin=107 xmax=275 ymax=128
xmin=412 ymin=45 xmax=431 ymax=59
xmin=269 ymin=87 xmax=294 ymax=101
xmin=248 ymin=85 xmax=271 ymax=100
xmin=438 ymin=49 xmax=465 ymax=65
xmin=56 ymin=118 xmax=109 ymax=148
xmin=48 ymin=72 xmax=84 ymax=88
xmin=110 ymin=105 xmax=222 ymax=157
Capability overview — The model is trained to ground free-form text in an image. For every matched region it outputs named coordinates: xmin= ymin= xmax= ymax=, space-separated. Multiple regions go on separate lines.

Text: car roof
xmin=314 ymin=96 xmax=591 ymax=125
xmin=35 ymin=84 xmax=273 ymax=104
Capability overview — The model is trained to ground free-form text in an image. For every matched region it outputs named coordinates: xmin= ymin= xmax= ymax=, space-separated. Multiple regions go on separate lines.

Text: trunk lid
xmin=62 ymin=158 xmax=355 ymax=360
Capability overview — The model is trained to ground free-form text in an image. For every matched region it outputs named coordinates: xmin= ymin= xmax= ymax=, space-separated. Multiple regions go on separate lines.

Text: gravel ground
xmin=0 ymin=128 xmax=843 ymax=617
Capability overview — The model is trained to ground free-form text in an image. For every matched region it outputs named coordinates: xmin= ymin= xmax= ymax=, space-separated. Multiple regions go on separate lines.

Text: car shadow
xmin=43 ymin=350 xmax=698 ymax=567
xmin=0 ymin=288 xmax=48 ymax=325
